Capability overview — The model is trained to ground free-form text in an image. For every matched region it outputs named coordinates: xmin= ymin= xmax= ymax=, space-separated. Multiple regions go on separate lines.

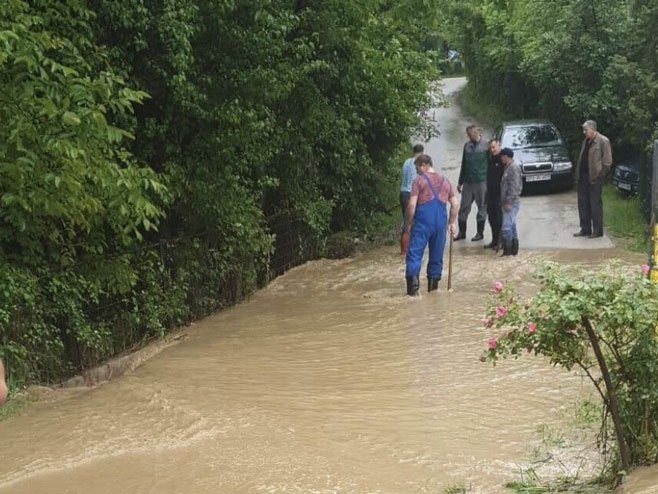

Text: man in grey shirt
xmin=499 ymin=147 xmax=522 ymax=256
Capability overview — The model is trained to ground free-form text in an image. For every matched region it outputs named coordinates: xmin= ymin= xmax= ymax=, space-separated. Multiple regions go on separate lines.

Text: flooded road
xmin=0 ymin=78 xmax=630 ymax=493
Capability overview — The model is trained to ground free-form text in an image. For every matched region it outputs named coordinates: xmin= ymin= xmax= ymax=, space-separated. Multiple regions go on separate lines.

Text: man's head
xmin=412 ymin=144 xmax=424 ymax=156
xmin=466 ymin=125 xmax=481 ymax=143
xmin=489 ymin=139 xmax=501 ymax=156
xmin=414 ymin=154 xmax=433 ymax=174
xmin=500 ymin=147 xmax=514 ymax=165
xmin=582 ymin=120 xmax=598 ymax=140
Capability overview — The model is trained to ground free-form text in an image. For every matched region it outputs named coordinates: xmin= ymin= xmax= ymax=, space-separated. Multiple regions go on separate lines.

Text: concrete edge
xmin=58 ymin=328 xmax=189 ymax=389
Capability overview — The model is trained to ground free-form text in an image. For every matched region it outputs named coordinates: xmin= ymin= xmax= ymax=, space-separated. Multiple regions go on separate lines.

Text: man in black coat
xmin=484 ymin=139 xmax=504 ymax=250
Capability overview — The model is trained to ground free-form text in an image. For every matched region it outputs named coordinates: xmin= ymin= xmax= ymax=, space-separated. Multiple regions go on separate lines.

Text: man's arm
xmin=404 ymin=195 xmax=418 ymax=233
xmin=448 ymin=195 xmax=459 ymax=235
xmin=0 ymin=358 xmax=7 ymax=407
xmin=457 ymin=148 xmax=466 ymax=192
xmin=602 ymin=136 xmax=613 ymax=172
xmin=514 ymin=166 xmax=523 ymax=199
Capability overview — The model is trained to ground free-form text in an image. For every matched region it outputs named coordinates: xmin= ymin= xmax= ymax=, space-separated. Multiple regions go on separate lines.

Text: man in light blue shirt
xmin=400 ymin=144 xmax=424 ymax=225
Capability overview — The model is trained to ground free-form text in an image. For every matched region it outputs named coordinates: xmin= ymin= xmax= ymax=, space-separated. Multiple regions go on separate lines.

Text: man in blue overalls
xmin=403 ymin=154 xmax=459 ymax=296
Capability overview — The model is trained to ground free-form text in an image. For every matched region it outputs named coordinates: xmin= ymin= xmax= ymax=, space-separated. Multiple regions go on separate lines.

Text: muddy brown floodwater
xmin=0 ymin=78 xmax=642 ymax=493
xmin=2 ymin=248 xmax=638 ymax=494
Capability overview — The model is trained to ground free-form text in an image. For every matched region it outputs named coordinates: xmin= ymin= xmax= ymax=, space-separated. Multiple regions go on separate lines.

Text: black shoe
xmin=483 ymin=241 xmax=496 ymax=249
xmin=453 ymin=220 xmax=467 ymax=241
xmin=588 ymin=232 xmax=603 ymax=239
xmin=573 ymin=231 xmax=591 ymax=237
xmin=512 ymin=238 xmax=519 ymax=255
xmin=428 ymin=278 xmax=440 ymax=292
xmin=406 ymin=276 xmax=420 ymax=296
xmin=501 ymin=241 xmax=513 ymax=257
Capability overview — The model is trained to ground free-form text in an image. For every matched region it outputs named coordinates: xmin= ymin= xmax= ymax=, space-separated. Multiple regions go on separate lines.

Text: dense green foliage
xmin=484 ymin=263 xmax=658 ymax=479
xmin=0 ymin=0 xmax=440 ymax=385
xmin=440 ymin=0 xmax=658 ymax=210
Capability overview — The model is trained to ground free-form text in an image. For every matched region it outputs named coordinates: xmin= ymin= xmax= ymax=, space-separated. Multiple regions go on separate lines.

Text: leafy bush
xmin=0 ymin=0 xmax=441 ymax=388
xmin=324 ymin=231 xmax=357 ymax=259
xmin=482 ymin=261 xmax=658 ymax=479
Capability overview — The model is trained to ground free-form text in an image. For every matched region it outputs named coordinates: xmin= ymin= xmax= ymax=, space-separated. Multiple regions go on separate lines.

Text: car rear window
xmin=502 ymin=125 xmax=562 ymax=149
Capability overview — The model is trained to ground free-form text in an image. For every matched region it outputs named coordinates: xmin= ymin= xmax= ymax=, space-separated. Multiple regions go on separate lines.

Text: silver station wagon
xmin=494 ymin=120 xmax=574 ymax=190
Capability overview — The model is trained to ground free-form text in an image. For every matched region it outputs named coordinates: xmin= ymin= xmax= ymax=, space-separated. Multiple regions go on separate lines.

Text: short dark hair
xmin=414 ymin=154 xmax=432 ymax=166
xmin=466 ymin=124 xmax=477 ymax=133
xmin=412 ymin=144 xmax=424 ymax=154
xmin=500 ymin=147 xmax=514 ymax=158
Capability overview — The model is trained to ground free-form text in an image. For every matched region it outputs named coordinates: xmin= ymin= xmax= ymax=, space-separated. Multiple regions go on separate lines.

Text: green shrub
xmin=483 ymin=261 xmax=658 ymax=480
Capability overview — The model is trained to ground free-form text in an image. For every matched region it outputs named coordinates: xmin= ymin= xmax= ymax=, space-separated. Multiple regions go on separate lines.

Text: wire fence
xmin=1 ymin=209 xmax=324 ymax=381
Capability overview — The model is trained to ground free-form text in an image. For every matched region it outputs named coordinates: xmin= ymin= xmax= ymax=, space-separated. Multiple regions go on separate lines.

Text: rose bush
xmin=482 ymin=261 xmax=658 ymax=478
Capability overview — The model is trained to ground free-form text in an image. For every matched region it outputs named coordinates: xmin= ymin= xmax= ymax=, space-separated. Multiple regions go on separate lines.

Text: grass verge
xmin=602 ymin=184 xmax=650 ymax=253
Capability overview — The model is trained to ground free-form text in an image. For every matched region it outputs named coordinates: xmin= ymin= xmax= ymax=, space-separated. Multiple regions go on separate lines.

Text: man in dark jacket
xmin=484 ymin=139 xmax=504 ymax=250
xmin=454 ymin=125 xmax=489 ymax=242
xmin=573 ymin=120 xmax=612 ymax=238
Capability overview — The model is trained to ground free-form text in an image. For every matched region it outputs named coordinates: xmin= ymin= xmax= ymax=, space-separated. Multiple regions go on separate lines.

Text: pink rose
xmin=494 ymin=281 xmax=504 ymax=293
xmin=642 ymin=264 xmax=651 ymax=276
xmin=496 ymin=306 xmax=508 ymax=318
xmin=482 ymin=318 xmax=493 ymax=328
xmin=527 ymin=322 xmax=537 ymax=334
xmin=488 ymin=337 xmax=497 ymax=350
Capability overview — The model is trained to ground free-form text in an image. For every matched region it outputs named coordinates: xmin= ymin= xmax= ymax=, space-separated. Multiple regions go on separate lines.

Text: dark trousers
xmin=486 ymin=192 xmax=502 ymax=243
xmin=458 ymin=181 xmax=487 ymax=223
xmin=399 ymin=191 xmax=411 ymax=224
xmin=577 ymin=180 xmax=603 ymax=235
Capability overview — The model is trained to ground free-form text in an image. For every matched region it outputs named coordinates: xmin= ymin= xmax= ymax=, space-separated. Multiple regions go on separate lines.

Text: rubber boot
xmin=453 ymin=220 xmax=466 ymax=241
xmin=471 ymin=220 xmax=485 ymax=241
xmin=501 ymin=240 xmax=513 ymax=257
xmin=512 ymin=238 xmax=519 ymax=256
xmin=406 ymin=276 xmax=420 ymax=296
xmin=484 ymin=225 xmax=499 ymax=249
xmin=428 ymin=277 xmax=440 ymax=292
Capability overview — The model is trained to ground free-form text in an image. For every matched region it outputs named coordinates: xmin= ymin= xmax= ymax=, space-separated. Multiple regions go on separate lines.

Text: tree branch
xmin=583 ymin=316 xmax=631 ymax=472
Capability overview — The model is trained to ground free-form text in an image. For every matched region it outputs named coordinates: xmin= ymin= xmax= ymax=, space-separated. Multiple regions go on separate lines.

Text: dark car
xmin=494 ymin=120 xmax=573 ymax=190
xmin=612 ymin=158 xmax=640 ymax=196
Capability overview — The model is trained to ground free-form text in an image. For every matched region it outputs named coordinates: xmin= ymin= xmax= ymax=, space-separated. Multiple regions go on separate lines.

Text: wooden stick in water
xmin=447 ymin=233 xmax=453 ymax=292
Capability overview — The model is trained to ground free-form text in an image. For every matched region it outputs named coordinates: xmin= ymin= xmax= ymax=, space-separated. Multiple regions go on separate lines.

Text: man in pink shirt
xmin=403 ymin=154 xmax=459 ymax=295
